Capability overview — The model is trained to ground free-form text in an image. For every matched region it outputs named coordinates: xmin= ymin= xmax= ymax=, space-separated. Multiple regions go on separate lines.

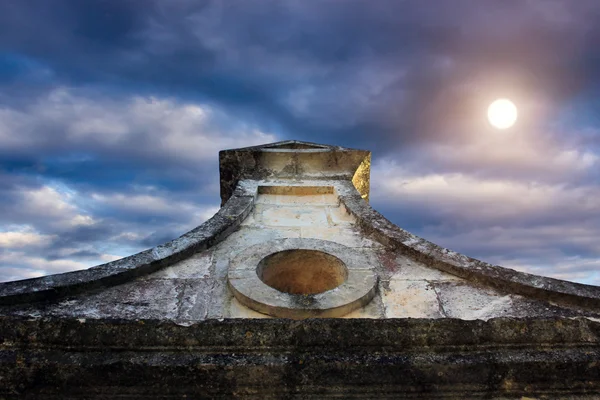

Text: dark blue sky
xmin=1 ymin=0 xmax=600 ymax=284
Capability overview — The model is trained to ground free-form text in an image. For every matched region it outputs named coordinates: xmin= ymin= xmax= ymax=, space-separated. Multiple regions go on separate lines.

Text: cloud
xmin=375 ymin=167 xmax=600 ymax=225
xmin=1 ymin=1 xmax=599 ymax=152
xmin=0 ymin=180 xmax=223 ymax=282
xmin=0 ymin=229 xmax=56 ymax=248
xmin=0 ymin=185 xmax=95 ymax=233
xmin=371 ymin=158 xmax=600 ymax=285
xmin=0 ymin=251 xmax=90 ymax=282
xmin=0 ymin=87 xmax=275 ymax=282
xmin=0 ymin=87 xmax=274 ymax=167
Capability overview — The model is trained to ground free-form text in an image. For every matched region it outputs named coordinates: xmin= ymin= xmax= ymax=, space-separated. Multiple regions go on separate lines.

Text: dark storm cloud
xmin=2 ymin=1 xmax=600 ymax=153
xmin=0 ymin=86 xmax=271 ymax=196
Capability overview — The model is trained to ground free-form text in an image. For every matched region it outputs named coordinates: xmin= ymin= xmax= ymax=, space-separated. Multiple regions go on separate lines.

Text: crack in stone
xmin=429 ymin=281 xmax=448 ymax=318
xmin=175 ymin=281 xmax=188 ymax=321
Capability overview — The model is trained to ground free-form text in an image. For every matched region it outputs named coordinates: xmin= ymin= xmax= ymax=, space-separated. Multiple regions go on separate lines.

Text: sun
xmin=487 ymin=98 xmax=517 ymax=129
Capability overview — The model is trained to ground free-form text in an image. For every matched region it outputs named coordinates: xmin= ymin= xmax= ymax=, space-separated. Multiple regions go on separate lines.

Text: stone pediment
xmin=1 ymin=141 xmax=600 ymax=398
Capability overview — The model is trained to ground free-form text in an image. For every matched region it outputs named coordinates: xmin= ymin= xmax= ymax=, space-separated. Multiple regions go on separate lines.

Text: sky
xmin=1 ymin=0 xmax=600 ymax=285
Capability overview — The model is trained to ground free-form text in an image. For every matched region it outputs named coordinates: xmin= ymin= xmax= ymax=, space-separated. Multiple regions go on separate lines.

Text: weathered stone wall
xmin=2 ymin=316 xmax=600 ymax=398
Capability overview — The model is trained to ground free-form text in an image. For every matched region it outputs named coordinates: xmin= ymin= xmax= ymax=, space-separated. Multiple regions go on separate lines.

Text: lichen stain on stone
xmin=377 ymin=250 xmax=399 ymax=274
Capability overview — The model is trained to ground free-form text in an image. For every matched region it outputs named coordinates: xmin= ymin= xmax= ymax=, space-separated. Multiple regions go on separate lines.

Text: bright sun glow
xmin=487 ymin=98 xmax=517 ymax=129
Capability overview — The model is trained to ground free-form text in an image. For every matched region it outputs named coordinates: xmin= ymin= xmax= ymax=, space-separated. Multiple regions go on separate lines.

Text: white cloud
xmin=0 ymin=87 xmax=277 ymax=164
xmin=0 ymin=251 xmax=89 ymax=281
xmin=374 ymin=161 xmax=600 ymax=225
xmin=0 ymin=180 xmax=224 ymax=282
xmin=4 ymin=185 xmax=98 ymax=231
xmin=423 ymin=132 xmax=598 ymax=180
xmin=89 ymin=192 xmax=219 ymax=225
xmin=0 ymin=228 xmax=56 ymax=248
xmin=0 ymin=267 xmax=48 ymax=282
xmin=371 ymin=158 xmax=600 ymax=285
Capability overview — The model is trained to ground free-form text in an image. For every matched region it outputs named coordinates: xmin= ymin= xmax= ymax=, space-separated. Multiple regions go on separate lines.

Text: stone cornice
xmin=1 ymin=316 xmax=599 ymax=398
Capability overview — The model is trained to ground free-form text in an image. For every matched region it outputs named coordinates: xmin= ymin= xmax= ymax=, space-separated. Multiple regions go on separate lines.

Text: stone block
xmin=227 ymin=297 xmax=271 ymax=318
xmin=257 ymin=204 xmax=330 ymax=227
xmin=327 ymin=204 xmax=356 ymax=225
xmin=433 ymin=281 xmax=513 ymax=320
xmin=300 ymin=226 xmax=383 ymax=248
xmin=144 ymin=251 xmax=213 ymax=279
xmin=390 ymin=255 xmax=463 ymax=281
xmin=382 ymin=280 xmax=443 ymax=318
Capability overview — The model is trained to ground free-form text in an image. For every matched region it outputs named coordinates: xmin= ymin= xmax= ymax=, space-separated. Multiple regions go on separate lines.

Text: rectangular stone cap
xmin=218 ymin=140 xmax=371 ymax=204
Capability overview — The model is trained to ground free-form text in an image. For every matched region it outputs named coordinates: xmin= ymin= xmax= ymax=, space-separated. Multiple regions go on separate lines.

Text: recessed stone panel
xmin=257 ymin=205 xmax=329 ymax=227
xmin=258 ymin=249 xmax=348 ymax=295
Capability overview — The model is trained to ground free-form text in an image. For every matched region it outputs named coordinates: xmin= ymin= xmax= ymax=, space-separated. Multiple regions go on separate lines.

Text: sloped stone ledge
xmin=1 ymin=316 xmax=599 ymax=398
xmin=337 ymin=182 xmax=600 ymax=310
xmin=0 ymin=190 xmax=255 ymax=305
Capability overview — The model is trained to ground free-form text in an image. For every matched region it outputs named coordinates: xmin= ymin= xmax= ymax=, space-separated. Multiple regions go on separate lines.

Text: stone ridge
xmin=223 ymin=139 xmax=341 ymax=151
xmin=1 ymin=316 xmax=599 ymax=397
xmin=335 ymin=180 xmax=600 ymax=310
xmin=0 ymin=188 xmax=255 ymax=305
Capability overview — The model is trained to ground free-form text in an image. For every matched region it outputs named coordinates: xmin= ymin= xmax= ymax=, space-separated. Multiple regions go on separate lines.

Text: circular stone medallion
xmin=228 ymin=238 xmax=378 ymax=318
